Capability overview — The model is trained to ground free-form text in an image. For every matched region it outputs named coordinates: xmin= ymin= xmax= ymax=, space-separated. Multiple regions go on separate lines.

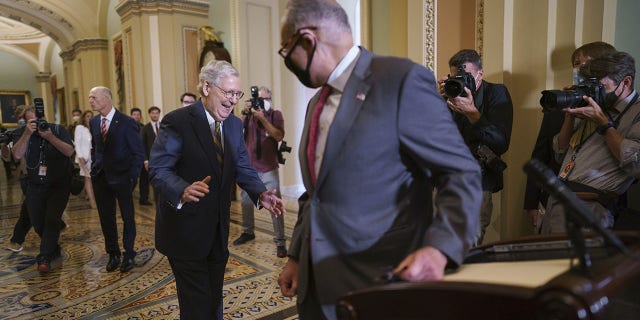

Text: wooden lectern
xmin=336 ymin=232 xmax=640 ymax=320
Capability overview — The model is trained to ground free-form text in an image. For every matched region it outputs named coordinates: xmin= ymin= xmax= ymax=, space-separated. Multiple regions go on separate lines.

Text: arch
xmin=0 ymin=0 xmax=75 ymax=49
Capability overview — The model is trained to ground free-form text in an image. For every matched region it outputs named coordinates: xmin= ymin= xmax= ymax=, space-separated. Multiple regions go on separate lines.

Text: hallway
xmin=0 ymin=171 xmax=299 ymax=319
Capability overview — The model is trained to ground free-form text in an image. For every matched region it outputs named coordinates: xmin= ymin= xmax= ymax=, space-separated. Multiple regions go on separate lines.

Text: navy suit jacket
xmin=149 ymin=102 xmax=266 ymax=260
xmin=291 ymin=48 xmax=482 ymax=305
xmin=90 ymin=109 xmax=144 ymax=183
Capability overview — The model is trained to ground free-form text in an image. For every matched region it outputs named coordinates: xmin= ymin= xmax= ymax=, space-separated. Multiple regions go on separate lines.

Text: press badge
xmin=558 ymin=161 xmax=574 ymax=180
xmin=39 ymin=165 xmax=47 ymax=176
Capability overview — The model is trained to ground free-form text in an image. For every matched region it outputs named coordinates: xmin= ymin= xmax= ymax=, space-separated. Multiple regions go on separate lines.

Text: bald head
xmin=89 ymin=86 xmax=114 ymax=116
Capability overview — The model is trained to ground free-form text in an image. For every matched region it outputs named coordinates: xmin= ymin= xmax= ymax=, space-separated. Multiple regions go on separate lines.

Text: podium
xmin=336 ymin=232 xmax=640 ymax=320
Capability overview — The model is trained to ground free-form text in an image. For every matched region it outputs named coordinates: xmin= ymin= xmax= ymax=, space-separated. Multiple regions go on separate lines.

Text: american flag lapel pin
xmin=356 ymin=92 xmax=366 ymax=101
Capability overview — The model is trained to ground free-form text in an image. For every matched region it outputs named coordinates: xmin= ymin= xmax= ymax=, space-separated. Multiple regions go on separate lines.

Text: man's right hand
xmin=181 ymin=176 xmax=211 ymax=203
xmin=278 ymin=258 xmax=298 ymax=297
xmin=525 ymin=209 xmax=539 ymax=226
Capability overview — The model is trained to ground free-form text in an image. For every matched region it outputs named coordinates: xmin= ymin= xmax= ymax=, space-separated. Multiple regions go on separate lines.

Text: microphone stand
xmin=523 ymin=159 xmax=629 ymax=275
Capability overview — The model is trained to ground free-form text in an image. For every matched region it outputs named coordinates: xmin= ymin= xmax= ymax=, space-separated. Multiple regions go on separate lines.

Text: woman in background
xmin=75 ymin=110 xmax=95 ymax=208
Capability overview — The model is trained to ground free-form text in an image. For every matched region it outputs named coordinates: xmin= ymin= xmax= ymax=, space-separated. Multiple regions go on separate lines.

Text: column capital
xmin=116 ymin=0 xmax=209 ymax=21
xmin=59 ymin=38 xmax=108 ymax=61
xmin=36 ymin=72 xmax=52 ymax=83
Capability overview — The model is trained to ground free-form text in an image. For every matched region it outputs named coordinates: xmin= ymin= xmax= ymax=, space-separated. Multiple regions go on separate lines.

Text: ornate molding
xmin=59 ymin=38 xmax=108 ymax=61
xmin=0 ymin=0 xmax=75 ymax=46
xmin=116 ymin=0 xmax=209 ymax=21
xmin=476 ymin=0 xmax=484 ymax=57
xmin=423 ymin=0 xmax=435 ymax=71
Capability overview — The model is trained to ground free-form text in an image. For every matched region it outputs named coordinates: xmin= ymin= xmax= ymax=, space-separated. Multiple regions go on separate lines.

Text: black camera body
xmin=34 ymin=98 xmax=49 ymax=131
xmin=277 ymin=140 xmax=292 ymax=165
xmin=540 ymin=78 xmax=606 ymax=112
xmin=444 ymin=64 xmax=477 ymax=98
xmin=242 ymin=86 xmax=264 ymax=116
xmin=0 ymin=128 xmax=14 ymax=145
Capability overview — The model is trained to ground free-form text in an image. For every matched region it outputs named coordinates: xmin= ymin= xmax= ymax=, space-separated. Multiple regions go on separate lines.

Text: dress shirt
xmin=313 ymin=45 xmax=360 ymax=177
xmin=101 ymin=107 xmax=116 ymax=132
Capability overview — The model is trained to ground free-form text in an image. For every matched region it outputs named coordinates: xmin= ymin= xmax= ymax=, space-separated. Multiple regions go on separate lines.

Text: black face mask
xmin=283 ymin=36 xmax=317 ymax=88
xmin=603 ymin=81 xmax=623 ymax=109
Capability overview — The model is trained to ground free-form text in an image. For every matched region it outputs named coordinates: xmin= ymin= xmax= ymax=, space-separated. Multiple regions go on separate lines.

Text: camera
xmin=242 ymin=86 xmax=264 ymax=116
xmin=277 ymin=140 xmax=292 ymax=165
xmin=0 ymin=128 xmax=14 ymax=145
xmin=539 ymin=78 xmax=606 ymax=112
xmin=443 ymin=64 xmax=477 ymax=98
xmin=475 ymin=144 xmax=507 ymax=173
xmin=34 ymin=98 xmax=49 ymax=131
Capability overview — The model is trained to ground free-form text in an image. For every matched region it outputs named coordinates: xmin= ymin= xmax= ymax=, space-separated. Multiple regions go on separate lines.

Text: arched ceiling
xmin=0 ymin=0 xmax=111 ymax=70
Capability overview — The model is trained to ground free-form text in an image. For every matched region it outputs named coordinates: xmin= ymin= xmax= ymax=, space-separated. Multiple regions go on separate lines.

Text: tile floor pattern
xmin=0 ymin=174 xmax=299 ymax=319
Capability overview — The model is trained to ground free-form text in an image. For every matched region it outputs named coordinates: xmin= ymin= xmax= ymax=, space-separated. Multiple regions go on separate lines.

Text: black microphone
xmin=523 ymin=159 xmax=628 ymax=254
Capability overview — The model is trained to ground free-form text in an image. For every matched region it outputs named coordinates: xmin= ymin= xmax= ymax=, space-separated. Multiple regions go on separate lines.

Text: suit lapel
xmin=316 ymin=49 xmax=372 ymax=189
xmin=105 ymin=110 xmax=123 ymax=144
xmin=190 ymin=103 xmax=222 ymax=177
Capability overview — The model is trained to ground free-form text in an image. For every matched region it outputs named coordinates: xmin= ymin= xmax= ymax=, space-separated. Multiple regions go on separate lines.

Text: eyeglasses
xmin=278 ymin=26 xmax=317 ymax=59
xmin=215 ymin=85 xmax=244 ymax=100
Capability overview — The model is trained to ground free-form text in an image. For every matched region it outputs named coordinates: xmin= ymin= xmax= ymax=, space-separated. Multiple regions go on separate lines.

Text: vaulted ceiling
xmin=0 ymin=0 xmax=111 ymax=70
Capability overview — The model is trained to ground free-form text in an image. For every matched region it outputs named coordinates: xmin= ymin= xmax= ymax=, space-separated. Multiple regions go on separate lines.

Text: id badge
xmin=38 ymin=165 xmax=47 ymax=176
xmin=558 ymin=161 xmax=574 ymax=180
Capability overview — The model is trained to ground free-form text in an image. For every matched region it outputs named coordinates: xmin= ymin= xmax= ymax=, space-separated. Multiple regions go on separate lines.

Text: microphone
xmin=523 ymin=159 xmax=628 ymax=254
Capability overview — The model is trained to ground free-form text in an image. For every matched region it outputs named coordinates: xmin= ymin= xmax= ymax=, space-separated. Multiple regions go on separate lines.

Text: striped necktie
xmin=212 ymin=121 xmax=223 ymax=167
xmin=307 ymin=84 xmax=332 ymax=187
xmin=101 ymin=117 xmax=107 ymax=142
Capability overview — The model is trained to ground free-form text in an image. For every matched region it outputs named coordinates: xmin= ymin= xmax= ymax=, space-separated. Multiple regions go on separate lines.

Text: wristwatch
xmin=596 ymin=121 xmax=616 ymax=135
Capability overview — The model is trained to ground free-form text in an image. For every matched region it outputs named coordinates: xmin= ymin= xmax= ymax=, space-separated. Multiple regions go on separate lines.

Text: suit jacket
xmin=90 ymin=109 xmax=144 ymax=184
xmin=149 ymin=102 xmax=266 ymax=260
xmin=141 ymin=122 xmax=156 ymax=160
xmin=523 ymin=110 xmax=564 ymax=209
xmin=291 ymin=48 xmax=482 ymax=305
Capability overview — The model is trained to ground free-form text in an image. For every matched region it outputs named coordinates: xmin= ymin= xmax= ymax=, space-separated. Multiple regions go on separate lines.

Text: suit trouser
xmin=168 ymin=255 xmax=226 ymax=320
xmin=475 ymin=191 xmax=493 ymax=245
xmin=240 ymin=169 xmax=285 ymax=246
xmin=138 ymin=167 xmax=149 ymax=202
xmin=11 ymin=200 xmax=31 ymax=244
xmin=92 ymin=173 xmax=137 ymax=259
xmin=25 ymin=182 xmax=69 ymax=259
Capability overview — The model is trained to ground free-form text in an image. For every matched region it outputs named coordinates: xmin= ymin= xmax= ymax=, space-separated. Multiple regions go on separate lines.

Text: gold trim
xmin=116 ymin=0 xmax=208 ymax=21
xmin=59 ymin=38 xmax=108 ymax=61
xmin=424 ymin=0 xmax=435 ymax=71
xmin=476 ymin=0 xmax=484 ymax=57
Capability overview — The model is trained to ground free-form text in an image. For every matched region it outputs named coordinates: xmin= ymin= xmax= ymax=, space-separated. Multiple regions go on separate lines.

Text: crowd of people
xmin=2 ymin=0 xmax=639 ymax=319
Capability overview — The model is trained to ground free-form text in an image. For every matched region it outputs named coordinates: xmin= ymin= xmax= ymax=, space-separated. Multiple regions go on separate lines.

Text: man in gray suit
xmin=276 ymin=1 xmax=482 ymax=319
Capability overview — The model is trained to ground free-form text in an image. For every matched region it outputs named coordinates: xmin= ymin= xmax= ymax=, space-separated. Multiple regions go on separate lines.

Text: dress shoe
xmin=37 ymin=259 xmax=51 ymax=273
xmin=106 ymin=254 xmax=121 ymax=272
xmin=120 ymin=257 xmax=135 ymax=273
xmin=277 ymin=245 xmax=287 ymax=258
xmin=139 ymin=200 xmax=152 ymax=206
xmin=233 ymin=233 xmax=255 ymax=245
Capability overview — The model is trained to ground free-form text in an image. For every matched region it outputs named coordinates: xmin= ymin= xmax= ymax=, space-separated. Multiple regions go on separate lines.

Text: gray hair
xmin=282 ymin=0 xmax=351 ymax=38
xmin=92 ymin=86 xmax=112 ymax=101
xmin=197 ymin=60 xmax=240 ymax=96
xmin=259 ymin=86 xmax=272 ymax=99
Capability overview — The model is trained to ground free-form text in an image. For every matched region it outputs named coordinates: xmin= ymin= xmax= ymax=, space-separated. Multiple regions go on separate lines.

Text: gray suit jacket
xmin=290 ymin=48 xmax=482 ymax=305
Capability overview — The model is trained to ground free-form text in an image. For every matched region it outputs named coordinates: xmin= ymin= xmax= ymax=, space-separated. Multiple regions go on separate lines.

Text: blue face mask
xmin=572 ymin=68 xmax=584 ymax=85
xmin=18 ymin=119 xmax=26 ymax=127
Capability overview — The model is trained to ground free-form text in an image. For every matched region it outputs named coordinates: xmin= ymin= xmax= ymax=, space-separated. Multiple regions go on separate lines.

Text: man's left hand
xmin=447 ymin=87 xmax=480 ymax=123
xmin=564 ymin=95 xmax=609 ymax=125
xmin=259 ymin=189 xmax=284 ymax=217
xmin=38 ymin=127 xmax=54 ymax=141
xmin=392 ymin=246 xmax=448 ymax=282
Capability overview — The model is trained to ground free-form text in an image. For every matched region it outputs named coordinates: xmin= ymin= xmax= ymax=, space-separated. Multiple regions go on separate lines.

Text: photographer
xmin=439 ymin=49 xmax=513 ymax=245
xmin=233 ymin=86 xmax=287 ymax=258
xmin=541 ymin=51 xmax=640 ymax=233
xmin=12 ymin=104 xmax=74 ymax=272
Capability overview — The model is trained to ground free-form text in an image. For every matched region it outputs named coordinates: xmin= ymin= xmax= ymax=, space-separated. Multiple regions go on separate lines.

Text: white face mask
xmin=263 ymin=99 xmax=271 ymax=111
xmin=573 ymin=68 xmax=584 ymax=85
xmin=72 ymin=115 xmax=80 ymax=122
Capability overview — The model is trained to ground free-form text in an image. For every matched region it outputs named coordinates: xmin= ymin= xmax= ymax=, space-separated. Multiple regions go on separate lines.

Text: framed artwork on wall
xmin=0 ymin=90 xmax=30 ymax=125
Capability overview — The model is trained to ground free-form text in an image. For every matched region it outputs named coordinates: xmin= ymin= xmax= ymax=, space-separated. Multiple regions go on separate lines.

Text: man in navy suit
xmin=149 ymin=60 xmax=284 ymax=319
xmin=89 ymin=86 xmax=144 ymax=273
xmin=277 ymin=1 xmax=482 ymax=319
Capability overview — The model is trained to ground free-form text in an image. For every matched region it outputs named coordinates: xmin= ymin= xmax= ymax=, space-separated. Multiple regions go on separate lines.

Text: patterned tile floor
xmin=0 ymin=172 xmax=299 ymax=319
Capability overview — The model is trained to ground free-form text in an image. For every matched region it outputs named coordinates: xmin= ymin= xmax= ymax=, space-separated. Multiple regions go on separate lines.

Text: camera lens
xmin=444 ymin=78 xmax=465 ymax=98
xmin=540 ymin=89 xmax=587 ymax=111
